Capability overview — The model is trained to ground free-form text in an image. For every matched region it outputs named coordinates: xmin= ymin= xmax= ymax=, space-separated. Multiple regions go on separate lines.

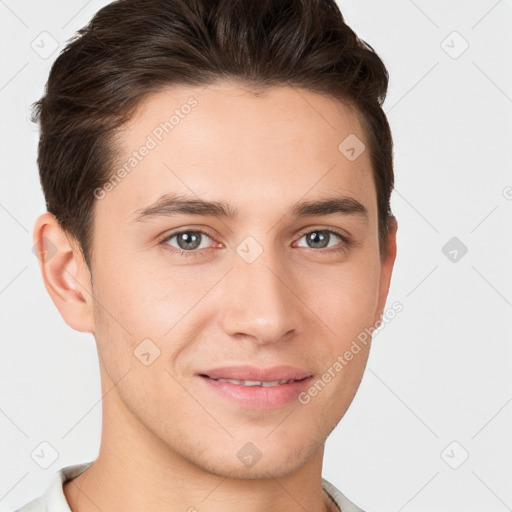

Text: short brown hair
xmin=31 ymin=0 xmax=394 ymax=268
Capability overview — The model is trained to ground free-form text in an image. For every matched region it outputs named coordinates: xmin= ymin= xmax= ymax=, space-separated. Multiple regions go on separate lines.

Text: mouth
xmin=196 ymin=364 xmax=313 ymax=382
xmin=199 ymin=375 xmax=309 ymax=387
xmin=196 ymin=367 xmax=314 ymax=409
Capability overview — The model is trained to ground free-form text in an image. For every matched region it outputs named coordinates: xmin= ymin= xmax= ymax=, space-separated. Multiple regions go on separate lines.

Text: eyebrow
xmin=130 ymin=193 xmax=368 ymax=222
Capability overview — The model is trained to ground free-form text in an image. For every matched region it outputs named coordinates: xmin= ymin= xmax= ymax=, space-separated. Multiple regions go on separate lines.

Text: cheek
xmin=91 ymin=248 xmax=193 ymax=332
xmin=90 ymin=254 xmax=215 ymax=374
xmin=308 ymin=257 xmax=381 ymax=339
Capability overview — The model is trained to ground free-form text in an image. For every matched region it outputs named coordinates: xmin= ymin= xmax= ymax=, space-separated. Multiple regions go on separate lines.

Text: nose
xmin=219 ymin=252 xmax=305 ymax=345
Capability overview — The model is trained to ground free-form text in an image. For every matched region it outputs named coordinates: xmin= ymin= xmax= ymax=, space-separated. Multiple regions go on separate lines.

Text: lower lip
xmin=198 ymin=375 xmax=314 ymax=410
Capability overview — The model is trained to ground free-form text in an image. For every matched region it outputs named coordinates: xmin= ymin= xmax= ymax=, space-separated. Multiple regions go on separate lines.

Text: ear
xmin=33 ymin=212 xmax=95 ymax=333
xmin=374 ymin=217 xmax=398 ymax=324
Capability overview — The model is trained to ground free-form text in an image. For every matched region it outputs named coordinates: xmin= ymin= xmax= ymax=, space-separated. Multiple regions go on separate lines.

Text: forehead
xmin=106 ymin=81 xmax=376 ymax=220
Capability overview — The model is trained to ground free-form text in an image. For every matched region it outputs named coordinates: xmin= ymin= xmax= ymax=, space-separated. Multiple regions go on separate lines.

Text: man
xmin=19 ymin=0 xmax=397 ymax=511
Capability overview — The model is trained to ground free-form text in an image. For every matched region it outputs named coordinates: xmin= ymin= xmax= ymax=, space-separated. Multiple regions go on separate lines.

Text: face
xmin=70 ymin=82 xmax=396 ymax=478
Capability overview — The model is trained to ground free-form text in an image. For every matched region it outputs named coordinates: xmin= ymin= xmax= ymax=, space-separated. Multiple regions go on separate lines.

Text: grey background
xmin=1 ymin=1 xmax=511 ymax=511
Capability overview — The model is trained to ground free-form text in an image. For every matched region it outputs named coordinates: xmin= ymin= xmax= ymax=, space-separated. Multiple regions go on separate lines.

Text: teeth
xmin=213 ymin=378 xmax=294 ymax=386
xmin=261 ymin=380 xmax=284 ymax=387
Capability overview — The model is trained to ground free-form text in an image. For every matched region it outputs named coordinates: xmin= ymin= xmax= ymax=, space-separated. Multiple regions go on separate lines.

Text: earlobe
xmin=33 ymin=212 xmax=95 ymax=333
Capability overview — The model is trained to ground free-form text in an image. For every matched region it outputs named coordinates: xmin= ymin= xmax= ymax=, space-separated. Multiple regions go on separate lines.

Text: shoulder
xmin=10 ymin=495 xmax=46 ymax=512
xmin=322 ymin=477 xmax=366 ymax=512
xmin=10 ymin=461 xmax=94 ymax=512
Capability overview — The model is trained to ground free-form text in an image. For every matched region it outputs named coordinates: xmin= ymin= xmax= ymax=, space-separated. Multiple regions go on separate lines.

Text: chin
xmin=189 ymin=435 xmax=320 ymax=480
xmin=200 ymin=455 xmax=303 ymax=480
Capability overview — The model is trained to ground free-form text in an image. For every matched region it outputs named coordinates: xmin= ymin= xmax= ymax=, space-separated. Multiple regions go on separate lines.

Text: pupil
xmin=178 ymin=232 xmax=201 ymax=250
xmin=308 ymin=231 xmax=329 ymax=249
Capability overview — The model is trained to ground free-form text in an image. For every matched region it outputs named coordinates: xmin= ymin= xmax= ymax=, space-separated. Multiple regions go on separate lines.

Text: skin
xmin=34 ymin=80 xmax=397 ymax=512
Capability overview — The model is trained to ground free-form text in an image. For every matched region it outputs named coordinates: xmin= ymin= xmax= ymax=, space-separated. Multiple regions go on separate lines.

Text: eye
xmin=161 ymin=229 xmax=215 ymax=256
xmin=160 ymin=227 xmax=351 ymax=257
xmin=294 ymin=229 xmax=349 ymax=252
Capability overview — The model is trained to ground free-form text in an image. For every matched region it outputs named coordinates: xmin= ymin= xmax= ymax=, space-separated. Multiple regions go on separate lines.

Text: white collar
xmin=18 ymin=461 xmax=365 ymax=512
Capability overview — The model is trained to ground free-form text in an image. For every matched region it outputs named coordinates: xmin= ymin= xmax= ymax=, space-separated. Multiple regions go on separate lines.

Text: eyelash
xmin=159 ymin=227 xmax=352 ymax=257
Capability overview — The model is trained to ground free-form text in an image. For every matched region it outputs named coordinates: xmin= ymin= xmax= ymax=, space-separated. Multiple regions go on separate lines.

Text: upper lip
xmin=197 ymin=365 xmax=313 ymax=382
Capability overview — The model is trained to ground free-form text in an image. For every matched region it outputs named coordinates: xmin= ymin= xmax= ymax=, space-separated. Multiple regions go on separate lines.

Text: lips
xmin=207 ymin=377 xmax=297 ymax=387
xmin=197 ymin=365 xmax=315 ymax=409
xmin=197 ymin=364 xmax=313 ymax=384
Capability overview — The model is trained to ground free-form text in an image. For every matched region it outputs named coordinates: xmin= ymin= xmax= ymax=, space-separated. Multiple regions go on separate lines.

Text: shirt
xmin=12 ymin=461 xmax=365 ymax=512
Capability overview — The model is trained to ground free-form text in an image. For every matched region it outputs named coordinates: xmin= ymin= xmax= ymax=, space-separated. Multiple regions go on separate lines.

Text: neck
xmin=63 ymin=374 xmax=337 ymax=512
